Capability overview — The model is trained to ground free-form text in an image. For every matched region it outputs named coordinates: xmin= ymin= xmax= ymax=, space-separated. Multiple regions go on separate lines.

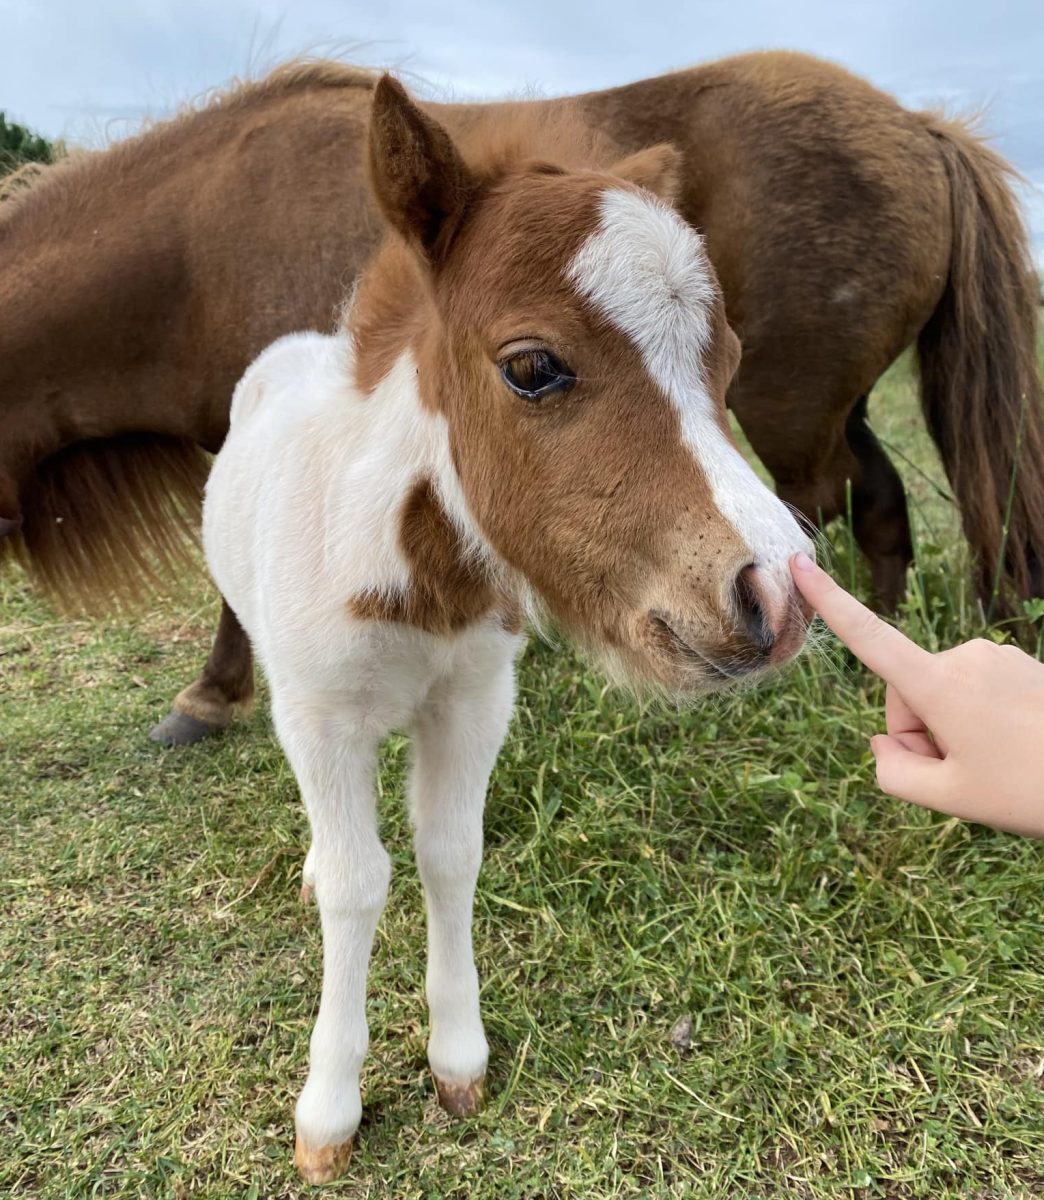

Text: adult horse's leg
xmin=149 ymin=599 xmax=255 ymax=746
xmin=843 ymin=395 xmax=914 ymax=611
xmin=735 ymin=389 xmax=913 ymax=612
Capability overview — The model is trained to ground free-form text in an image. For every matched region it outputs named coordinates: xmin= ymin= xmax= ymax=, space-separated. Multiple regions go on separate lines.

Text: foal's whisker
xmin=780 ymin=499 xmax=833 ymax=561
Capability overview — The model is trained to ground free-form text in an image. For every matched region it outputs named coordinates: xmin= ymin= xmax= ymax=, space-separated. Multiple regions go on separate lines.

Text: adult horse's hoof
xmin=434 ymin=1073 xmax=486 ymax=1118
xmin=148 ymin=709 xmax=220 ymax=747
xmin=294 ymin=1133 xmax=355 ymax=1184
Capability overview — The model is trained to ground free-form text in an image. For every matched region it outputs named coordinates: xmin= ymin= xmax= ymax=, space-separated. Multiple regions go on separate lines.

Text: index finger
xmin=790 ymin=554 xmax=937 ymax=700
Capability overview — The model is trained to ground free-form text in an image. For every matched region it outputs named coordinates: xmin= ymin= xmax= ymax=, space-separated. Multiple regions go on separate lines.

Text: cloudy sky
xmin=5 ymin=0 xmax=1043 ymax=257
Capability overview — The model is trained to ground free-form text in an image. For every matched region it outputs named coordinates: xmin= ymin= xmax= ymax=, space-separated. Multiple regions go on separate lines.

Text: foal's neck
xmin=347 ymin=242 xmax=433 ymax=402
xmin=342 ymin=252 xmax=519 ymax=638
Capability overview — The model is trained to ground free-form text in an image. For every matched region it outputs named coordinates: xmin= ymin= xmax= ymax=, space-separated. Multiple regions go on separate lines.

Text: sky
xmin=3 ymin=0 xmax=1043 ymax=259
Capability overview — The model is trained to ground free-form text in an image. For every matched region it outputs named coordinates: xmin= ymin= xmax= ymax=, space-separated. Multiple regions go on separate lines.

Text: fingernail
xmin=792 ymin=552 xmax=816 ymax=573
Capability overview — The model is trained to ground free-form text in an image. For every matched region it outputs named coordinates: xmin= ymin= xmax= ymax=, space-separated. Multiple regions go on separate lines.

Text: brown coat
xmin=1 ymin=52 xmax=1040 ymax=736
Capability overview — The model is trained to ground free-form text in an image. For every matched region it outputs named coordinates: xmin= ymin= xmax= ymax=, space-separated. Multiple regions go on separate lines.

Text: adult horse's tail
xmin=916 ymin=114 xmax=1044 ymax=617
xmin=0 ymin=435 xmax=209 ymax=612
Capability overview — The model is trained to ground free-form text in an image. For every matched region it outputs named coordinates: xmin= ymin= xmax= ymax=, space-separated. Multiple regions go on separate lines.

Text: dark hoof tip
xmin=0 ymin=514 xmax=23 ymax=542
xmin=148 ymin=710 xmax=220 ymax=747
xmin=295 ymin=1133 xmax=355 ymax=1184
xmin=434 ymin=1074 xmax=486 ymax=1118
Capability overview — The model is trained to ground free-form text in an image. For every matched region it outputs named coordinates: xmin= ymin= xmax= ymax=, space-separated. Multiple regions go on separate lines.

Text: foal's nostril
xmin=734 ymin=563 xmax=773 ymax=654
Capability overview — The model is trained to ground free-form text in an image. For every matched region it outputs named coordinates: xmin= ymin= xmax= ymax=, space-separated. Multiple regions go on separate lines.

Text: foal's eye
xmin=499 ymin=349 xmax=575 ymax=401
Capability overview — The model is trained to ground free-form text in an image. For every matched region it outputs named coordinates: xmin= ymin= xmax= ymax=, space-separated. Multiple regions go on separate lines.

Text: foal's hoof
xmin=294 ymin=1132 xmax=355 ymax=1184
xmin=0 ymin=514 xmax=22 ymax=541
xmin=434 ymin=1073 xmax=486 ymax=1117
xmin=148 ymin=709 xmax=220 ymax=747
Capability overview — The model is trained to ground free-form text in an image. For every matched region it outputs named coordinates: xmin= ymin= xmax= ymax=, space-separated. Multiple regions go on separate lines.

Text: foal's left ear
xmin=610 ymin=143 xmax=683 ymax=205
xmin=368 ymin=75 xmax=477 ymax=265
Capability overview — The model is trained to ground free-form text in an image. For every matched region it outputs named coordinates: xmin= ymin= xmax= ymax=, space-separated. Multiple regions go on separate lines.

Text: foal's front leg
xmin=272 ymin=695 xmax=390 ymax=1184
xmin=409 ymin=652 xmax=517 ymax=1115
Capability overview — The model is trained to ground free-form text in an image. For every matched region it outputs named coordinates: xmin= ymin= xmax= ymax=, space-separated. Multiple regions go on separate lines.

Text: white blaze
xmin=566 ymin=188 xmax=810 ymax=583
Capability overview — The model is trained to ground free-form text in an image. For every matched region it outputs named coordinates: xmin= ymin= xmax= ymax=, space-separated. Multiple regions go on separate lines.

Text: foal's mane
xmin=456 ymin=102 xmax=614 ymax=180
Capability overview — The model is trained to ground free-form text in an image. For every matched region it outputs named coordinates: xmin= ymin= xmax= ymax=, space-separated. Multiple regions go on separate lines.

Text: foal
xmin=204 ymin=76 xmax=812 ymax=1183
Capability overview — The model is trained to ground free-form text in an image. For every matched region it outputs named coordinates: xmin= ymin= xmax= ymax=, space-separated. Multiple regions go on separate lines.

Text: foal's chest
xmin=325 ymin=618 xmax=524 ymax=734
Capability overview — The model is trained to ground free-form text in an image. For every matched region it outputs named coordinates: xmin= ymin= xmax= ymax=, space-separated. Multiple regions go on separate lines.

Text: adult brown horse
xmin=1 ymin=51 xmax=1041 ymax=745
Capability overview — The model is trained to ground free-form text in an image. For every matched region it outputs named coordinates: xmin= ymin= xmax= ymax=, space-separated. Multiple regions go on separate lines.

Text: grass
xmin=2 ymin=355 xmax=1043 ymax=1199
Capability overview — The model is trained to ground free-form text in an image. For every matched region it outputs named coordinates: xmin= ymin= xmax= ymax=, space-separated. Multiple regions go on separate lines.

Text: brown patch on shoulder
xmin=347 ymin=477 xmax=501 ymax=634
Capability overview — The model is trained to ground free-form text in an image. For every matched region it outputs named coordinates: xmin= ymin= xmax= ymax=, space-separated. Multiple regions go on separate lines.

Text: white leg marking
xmin=409 ymin=652 xmax=517 ymax=1096
xmin=274 ymin=694 xmax=391 ymax=1153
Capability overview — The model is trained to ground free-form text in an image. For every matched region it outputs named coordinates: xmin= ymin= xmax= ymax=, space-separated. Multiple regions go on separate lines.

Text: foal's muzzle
xmin=649 ymin=562 xmax=811 ymax=683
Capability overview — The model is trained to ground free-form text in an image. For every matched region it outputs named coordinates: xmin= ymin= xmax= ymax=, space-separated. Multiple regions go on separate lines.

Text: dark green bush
xmin=0 ymin=111 xmax=53 ymax=175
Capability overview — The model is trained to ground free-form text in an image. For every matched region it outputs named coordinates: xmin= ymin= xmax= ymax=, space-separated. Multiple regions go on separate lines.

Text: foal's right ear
xmin=368 ymin=75 xmax=476 ymax=266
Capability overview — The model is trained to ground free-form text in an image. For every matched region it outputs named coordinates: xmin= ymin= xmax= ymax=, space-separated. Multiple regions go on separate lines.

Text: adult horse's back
xmin=1 ymin=52 xmax=1040 ymax=742
xmin=593 ymin=53 xmax=1041 ymax=612
xmin=0 ymin=63 xmax=380 ymax=605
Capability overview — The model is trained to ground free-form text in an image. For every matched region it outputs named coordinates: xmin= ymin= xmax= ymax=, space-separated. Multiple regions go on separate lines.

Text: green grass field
xmin=2 ymin=356 xmax=1042 ymax=1199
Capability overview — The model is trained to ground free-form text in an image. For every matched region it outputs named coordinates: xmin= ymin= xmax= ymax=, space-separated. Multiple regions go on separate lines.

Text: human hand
xmin=790 ymin=552 xmax=1044 ymax=837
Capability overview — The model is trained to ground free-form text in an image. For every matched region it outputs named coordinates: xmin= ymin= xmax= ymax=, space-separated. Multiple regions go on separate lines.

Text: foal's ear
xmin=610 ymin=143 xmax=683 ymax=205
xmin=368 ymin=75 xmax=476 ymax=265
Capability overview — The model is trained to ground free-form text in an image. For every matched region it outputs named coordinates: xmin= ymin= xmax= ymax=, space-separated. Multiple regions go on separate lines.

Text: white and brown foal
xmin=203 ymin=77 xmax=813 ymax=1183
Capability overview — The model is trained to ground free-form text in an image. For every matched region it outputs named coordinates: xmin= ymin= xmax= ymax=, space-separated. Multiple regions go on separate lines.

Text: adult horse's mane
xmin=187 ymin=58 xmax=379 ymax=112
xmin=1 ymin=59 xmax=378 ymax=218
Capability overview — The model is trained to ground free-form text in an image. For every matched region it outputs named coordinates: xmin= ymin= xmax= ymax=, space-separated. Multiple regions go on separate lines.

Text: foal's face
xmin=369 ymin=79 xmax=813 ymax=693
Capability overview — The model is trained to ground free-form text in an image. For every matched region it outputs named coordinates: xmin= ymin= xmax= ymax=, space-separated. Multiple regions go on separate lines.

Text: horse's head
xmin=364 ymin=77 xmax=813 ymax=694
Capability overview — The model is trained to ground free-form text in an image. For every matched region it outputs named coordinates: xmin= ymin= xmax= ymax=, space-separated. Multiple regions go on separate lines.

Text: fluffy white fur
xmin=205 ymin=331 xmax=523 ymax=1156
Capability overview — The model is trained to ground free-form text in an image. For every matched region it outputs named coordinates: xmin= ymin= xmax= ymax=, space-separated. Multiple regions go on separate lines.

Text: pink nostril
xmin=793 ymin=588 xmax=814 ymax=626
xmin=734 ymin=563 xmax=774 ymax=654
xmin=734 ymin=565 xmax=812 ymax=665
xmin=772 ymin=587 xmax=814 ymax=663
